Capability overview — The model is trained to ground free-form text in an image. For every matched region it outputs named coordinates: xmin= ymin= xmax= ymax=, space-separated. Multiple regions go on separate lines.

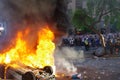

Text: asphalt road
xmin=71 ymin=57 xmax=120 ymax=80
xmin=55 ymin=46 xmax=120 ymax=80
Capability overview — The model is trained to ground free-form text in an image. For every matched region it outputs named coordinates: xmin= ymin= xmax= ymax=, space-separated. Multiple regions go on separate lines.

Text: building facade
xmin=67 ymin=0 xmax=87 ymax=14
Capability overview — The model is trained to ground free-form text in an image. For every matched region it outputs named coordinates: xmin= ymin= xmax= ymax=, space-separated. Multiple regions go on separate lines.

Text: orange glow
xmin=0 ymin=25 xmax=55 ymax=69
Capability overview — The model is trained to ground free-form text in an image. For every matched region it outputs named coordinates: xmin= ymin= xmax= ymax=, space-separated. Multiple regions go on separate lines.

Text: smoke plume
xmin=54 ymin=47 xmax=85 ymax=76
xmin=0 ymin=0 xmax=70 ymax=50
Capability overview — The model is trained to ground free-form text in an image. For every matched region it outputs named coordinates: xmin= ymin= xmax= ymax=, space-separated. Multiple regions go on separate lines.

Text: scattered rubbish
xmin=71 ymin=73 xmax=82 ymax=80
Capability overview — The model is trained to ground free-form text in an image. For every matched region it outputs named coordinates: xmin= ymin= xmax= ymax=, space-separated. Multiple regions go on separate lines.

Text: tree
xmin=115 ymin=15 xmax=120 ymax=31
xmin=72 ymin=8 xmax=94 ymax=33
xmin=72 ymin=0 xmax=120 ymax=53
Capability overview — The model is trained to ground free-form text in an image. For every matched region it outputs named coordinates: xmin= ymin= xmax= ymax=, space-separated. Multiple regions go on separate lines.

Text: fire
xmin=0 ymin=25 xmax=55 ymax=69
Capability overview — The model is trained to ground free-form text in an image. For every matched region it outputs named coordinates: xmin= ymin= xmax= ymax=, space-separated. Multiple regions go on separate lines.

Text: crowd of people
xmin=61 ymin=32 xmax=120 ymax=53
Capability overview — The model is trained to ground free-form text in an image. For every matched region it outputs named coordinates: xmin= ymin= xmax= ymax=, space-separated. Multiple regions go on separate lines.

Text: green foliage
xmin=116 ymin=15 xmax=120 ymax=31
xmin=72 ymin=8 xmax=94 ymax=32
xmin=116 ymin=23 xmax=120 ymax=31
xmin=109 ymin=12 xmax=120 ymax=31
xmin=72 ymin=0 xmax=120 ymax=33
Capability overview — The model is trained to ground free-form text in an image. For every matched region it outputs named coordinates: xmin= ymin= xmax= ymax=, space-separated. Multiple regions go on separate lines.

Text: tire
xmin=43 ymin=66 xmax=53 ymax=75
xmin=22 ymin=72 xmax=36 ymax=80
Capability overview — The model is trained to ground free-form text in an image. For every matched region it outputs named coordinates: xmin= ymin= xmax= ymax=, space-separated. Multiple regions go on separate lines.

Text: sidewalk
xmin=60 ymin=46 xmax=120 ymax=59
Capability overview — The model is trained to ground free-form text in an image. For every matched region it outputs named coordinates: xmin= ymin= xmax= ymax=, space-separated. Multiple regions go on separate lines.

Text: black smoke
xmin=0 ymin=0 xmax=70 ymax=51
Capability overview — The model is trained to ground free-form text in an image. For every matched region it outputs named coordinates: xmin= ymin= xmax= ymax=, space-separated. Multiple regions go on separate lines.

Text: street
xmin=55 ymin=47 xmax=120 ymax=80
xmin=72 ymin=57 xmax=120 ymax=80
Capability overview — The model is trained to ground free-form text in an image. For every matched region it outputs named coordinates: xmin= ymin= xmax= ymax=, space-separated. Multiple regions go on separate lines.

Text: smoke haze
xmin=54 ymin=47 xmax=85 ymax=76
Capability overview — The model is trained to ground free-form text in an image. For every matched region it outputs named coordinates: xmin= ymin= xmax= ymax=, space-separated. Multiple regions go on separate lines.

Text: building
xmin=67 ymin=0 xmax=87 ymax=14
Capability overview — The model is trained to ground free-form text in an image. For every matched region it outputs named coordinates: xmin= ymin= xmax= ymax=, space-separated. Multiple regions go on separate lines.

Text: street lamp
xmin=0 ymin=23 xmax=5 ymax=36
xmin=0 ymin=26 xmax=4 ymax=31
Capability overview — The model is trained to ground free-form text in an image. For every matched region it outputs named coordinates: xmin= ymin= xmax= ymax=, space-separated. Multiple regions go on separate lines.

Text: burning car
xmin=22 ymin=66 xmax=55 ymax=80
xmin=0 ymin=26 xmax=56 ymax=80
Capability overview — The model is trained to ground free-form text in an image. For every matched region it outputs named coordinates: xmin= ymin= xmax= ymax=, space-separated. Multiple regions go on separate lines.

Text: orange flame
xmin=0 ymin=25 xmax=55 ymax=69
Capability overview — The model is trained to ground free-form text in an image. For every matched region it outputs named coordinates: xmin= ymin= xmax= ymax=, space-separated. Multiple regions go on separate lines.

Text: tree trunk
xmin=98 ymin=33 xmax=106 ymax=47
xmin=98 ymin=33 xmax=107 ymax=55
xmin=88 ymin=26 xmax=106 ymax=55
